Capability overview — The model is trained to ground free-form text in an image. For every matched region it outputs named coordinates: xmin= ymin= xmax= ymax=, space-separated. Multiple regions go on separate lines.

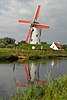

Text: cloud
xmin=0 ymin=0 xmax=9 ymax=14
xmin=0 ymin=0 xmax=67 ymax=44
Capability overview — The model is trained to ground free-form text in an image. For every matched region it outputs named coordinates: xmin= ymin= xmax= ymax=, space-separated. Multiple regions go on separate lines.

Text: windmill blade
xmin=24 ymin=64 xmax=30 ymax=80
xmin=26 ymin=28 xmax=31 ymax=43
xmin=34 ymin=5 xmax=40 ymax=21
xmin=18 ymin=20 xmax=31 ymax=24
xmin=35 ymin=24 xmax=50 ymax=29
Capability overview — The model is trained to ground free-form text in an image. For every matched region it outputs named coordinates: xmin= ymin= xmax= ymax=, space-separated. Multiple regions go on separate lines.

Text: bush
xmin=6 ymin=44 xmax=15 ymax=48
xmin=62 ymin=45 xmax=67 ymax=51
xmin=0 ymin=43 xmax=6 ymax=48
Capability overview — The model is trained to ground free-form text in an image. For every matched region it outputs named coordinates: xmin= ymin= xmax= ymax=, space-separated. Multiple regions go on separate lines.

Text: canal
xmin=0 ymin=59 xmax=67 ymax=99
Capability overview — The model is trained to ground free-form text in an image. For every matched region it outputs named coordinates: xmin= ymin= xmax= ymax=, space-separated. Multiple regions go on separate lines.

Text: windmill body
xmin=30 ymin=27 xmax=41 ymax=44
xmin=18 ymin=5 xmax=49 ymax=44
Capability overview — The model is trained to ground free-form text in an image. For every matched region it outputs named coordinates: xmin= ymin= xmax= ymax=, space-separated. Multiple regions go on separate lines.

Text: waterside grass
xmin=0 ymin=44 xmax=67 ymax=62
xmin=0 ymin=48 xmax=18 ymax=62
xmin=11 ymin=43 xmax=67 ymax=59
xmin=11 ymin=74 xmax=67 ymax=100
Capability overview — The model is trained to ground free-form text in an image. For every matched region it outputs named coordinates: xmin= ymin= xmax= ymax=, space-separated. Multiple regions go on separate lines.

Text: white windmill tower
xmin=18 ymin=5 xmax=49 ymax=44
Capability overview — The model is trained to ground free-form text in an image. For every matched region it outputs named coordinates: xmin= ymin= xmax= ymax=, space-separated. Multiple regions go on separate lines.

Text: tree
xmin=0 ymin=37 xmax=16 ymax=44
xmin=41 ymin=42 xmax=47 ymax=44
xmin=6 ymin=44 xmax=15 ymax=48
xmin=62 ymin=45 xmax=67 ymax=50
xmin=18 ymin=40 xmax=25 ymax=45
xmin=0 ymin=43 xmax=6 ymax=48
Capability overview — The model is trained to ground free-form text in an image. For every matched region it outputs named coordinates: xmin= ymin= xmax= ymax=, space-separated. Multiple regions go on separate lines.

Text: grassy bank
xmin=11 ymin=74 xmax=67 ymax=100
xmin=24 ymin=49 xmax=67 ymax=59
xmin=17 ymin=44 xmax=67 ymax=60
xmin=0 ymin=44 xmax=67 ymax=61
xmin=0 ymin=48 xmax=18 ymax=62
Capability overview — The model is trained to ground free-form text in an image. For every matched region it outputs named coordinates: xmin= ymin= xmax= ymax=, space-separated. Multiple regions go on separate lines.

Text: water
xmin=0 ymin=59 xmax=67 ymax=99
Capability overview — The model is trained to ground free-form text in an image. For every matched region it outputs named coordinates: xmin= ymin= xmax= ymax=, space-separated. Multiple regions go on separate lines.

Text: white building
xmin=30 ymin=27 xmax=42 ymax=44
xmin=50 ymin=42 xmax=62 ymax=50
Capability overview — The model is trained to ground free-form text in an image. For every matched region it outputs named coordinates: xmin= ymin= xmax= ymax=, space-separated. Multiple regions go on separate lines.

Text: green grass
xmin=17 ymin=43 xmax=50 ymax=50
xmin=11 ymin=74 xmax=67 ymax=100
xmin=17 ymin=44 xmax=67 ymax=60
xmin=17 ymin=44 xmax=67 ymax=59
xmin=0 ymin=48 xmax=19 ymax=62
xmin=0 ymin=44 xmax=67 ymax=61
xmin=24 ymin=49 xmax=67 ymax=60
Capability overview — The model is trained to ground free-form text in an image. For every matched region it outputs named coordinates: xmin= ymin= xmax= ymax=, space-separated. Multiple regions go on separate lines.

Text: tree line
xmin=0 ymin=37 xmax=26 ymax=48
xmin=0 ymin=37 xmax=67 ymax=50
xmin=0 ymin=37 xmax=15 ymax=48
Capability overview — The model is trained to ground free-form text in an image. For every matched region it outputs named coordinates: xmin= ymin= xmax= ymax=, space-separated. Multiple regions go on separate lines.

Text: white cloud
xmin=0 ymin=0 xmax=67 ymax=44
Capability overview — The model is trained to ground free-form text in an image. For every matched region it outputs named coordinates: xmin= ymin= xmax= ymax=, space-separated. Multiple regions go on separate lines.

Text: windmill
xmin=18 ymin=5 xmax=49 ymax=44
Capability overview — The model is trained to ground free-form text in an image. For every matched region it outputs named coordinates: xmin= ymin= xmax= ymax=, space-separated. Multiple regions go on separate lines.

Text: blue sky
xmin=0 ymin=0 xmax=67 ymax=44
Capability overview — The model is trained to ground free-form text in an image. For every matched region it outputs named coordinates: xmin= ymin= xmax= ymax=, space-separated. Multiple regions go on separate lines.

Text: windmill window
xmin=32 ymin=29 xmax=34 ymax=32
xmin=36 ymin=34 xmax=38 ymax=37
xmin=39 ymin=39 xmax=40 ymax=42
xmin=31 ymin=39 xmax=33 ymax=41
xmin=40 ymin=32 xmax=41 ymax=36
xmin=36 ymin=42 xmax=38 ymax=44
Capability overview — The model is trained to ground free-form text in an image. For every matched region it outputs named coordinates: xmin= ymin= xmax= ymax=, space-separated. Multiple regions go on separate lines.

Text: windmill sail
xmin=26 ymin=28 xmax=32 ymax=43
xmin=34 ymin=5 xmax=40 ymax=21
xmin=35 ymin=24 xmax=50 ymax=29
xmin=18 ymin=4 xmax=50 ymax=44
xmin=18 ymin=20 xmax=31 ymax=24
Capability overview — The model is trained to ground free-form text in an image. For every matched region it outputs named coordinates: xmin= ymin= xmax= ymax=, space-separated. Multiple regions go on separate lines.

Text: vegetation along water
xmin=0 ymin=59 xmax=67 ymax=100
xmin=0 ymin=37 xmax=67 ymax=62
xmin=10 ymin=74 xmax=67 ymax=100
xmin=0 ymin=37 xmax=67 ymax=100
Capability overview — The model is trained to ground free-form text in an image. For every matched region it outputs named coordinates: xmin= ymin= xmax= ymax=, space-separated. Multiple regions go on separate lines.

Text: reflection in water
xmin=29 ymin=63 xmax=39 ymax=81
xmin=51 ymin=60 xmax=59 ymax=68
xmin=13 ymin=64 xmax=15 ymax=72
xmin=16 ymin=62 xmax=46 ymax=87
xmin=0 ymin=59 xmax=67 ymax=99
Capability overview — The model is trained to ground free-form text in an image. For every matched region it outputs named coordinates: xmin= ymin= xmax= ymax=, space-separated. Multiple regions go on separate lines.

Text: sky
xmin=0 ymin=0 xmax=67 ymax=44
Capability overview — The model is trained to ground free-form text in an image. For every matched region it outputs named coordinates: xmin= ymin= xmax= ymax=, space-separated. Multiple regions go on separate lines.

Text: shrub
xmin=0 ymin=43 xmax=6 ymax=48
xmin=6 ymin=44 xmax=15 ymax=48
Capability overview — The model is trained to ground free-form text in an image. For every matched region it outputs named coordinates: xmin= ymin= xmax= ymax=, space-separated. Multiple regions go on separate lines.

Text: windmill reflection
xmin=51 ymin=60 xmax=59 ymax=68
xmin=13 ymin=64 xmax=15 ymax=72
xmin=16 ymin=62 xmax=46 ymax=87
xmin=29 ymin=63 xmax=39 ymax=82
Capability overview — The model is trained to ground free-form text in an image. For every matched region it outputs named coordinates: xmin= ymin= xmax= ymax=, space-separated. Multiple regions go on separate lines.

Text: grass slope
xmin=0 ymin=44 xmax=67 ymax=61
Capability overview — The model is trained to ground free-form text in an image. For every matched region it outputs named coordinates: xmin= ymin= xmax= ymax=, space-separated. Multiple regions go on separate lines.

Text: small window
xmin=36 ymin=34 xmax=38 ymax=37
xmin=31 ymin=29 xmax=34 ymax=33
xmin=39 ymin=39 xmax=40 ymax=42
xmin=40 ymin=31 xmax=41 ymax=36
xmin=36 ymin=42 xmax=38 ymax=44
xmin=40 ymin=32 xmax=41 ymax=36
xmin=31 ymin=39 xmax=33 ymax=41
xmin=53 ymin=46 xmax=54 ymax=48
xmin=32 ymin=29 xmax=34 ymax=32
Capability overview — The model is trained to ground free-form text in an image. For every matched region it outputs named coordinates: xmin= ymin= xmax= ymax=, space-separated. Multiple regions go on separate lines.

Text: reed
xmin=11 ymin=74 xmax=67 ymax=100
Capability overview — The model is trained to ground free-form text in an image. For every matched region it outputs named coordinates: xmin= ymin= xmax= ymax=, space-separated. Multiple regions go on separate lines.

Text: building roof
xmin=54 ymin=43 xmax=62 ymax=49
